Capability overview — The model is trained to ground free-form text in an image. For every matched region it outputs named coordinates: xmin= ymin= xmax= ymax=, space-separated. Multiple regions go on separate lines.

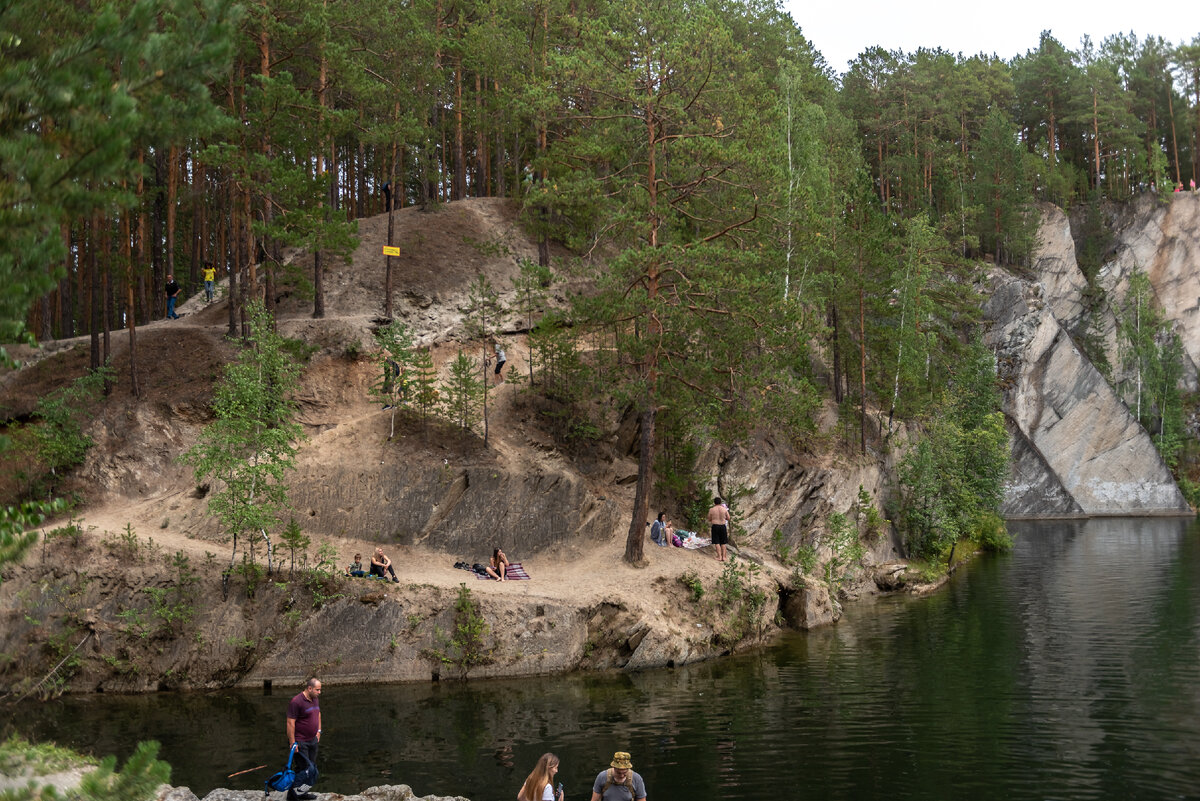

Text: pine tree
xmin=372 ymin=321 xmax=418 ymax=439
xmin=441 ymin=351 xmax=482 ymax=438
xmin=464 ymin=274 xmax=504 ymax=446
xmin=409 ymin=348 xmax=441 ymax=429
xmin=512 ymin=258 xmax=552 ymax=384
xmin=973 ymin=108 xmax=1036 ymax=264
xmin=0 ymin=0 xmax=236 ymax=362
xmin=552 ymin=0 xmax=819 ymax=563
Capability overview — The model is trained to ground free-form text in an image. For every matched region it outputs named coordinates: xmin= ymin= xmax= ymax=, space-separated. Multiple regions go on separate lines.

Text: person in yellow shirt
xmin=202 ymin=263 xmax=216 ymax=303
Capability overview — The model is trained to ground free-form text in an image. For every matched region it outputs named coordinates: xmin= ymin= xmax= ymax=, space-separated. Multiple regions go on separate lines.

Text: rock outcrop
xmin=985 ymin=267 xmax=1189 ymax=517
xmin=160 ymin=784 xmax=468 ymax=801
xmin=1033 ymin=203 xmax=1090 ymax=331
xmin=1099 ymin=193 xmax=1200 ymax=390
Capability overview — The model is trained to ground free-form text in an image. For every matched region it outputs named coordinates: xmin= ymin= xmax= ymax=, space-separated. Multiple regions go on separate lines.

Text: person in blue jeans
xmin=164 ymin=274 xmax=181 ymax=319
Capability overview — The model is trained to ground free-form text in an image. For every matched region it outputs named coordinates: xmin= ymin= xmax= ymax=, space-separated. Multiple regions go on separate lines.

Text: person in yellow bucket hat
xmin=590 ymin=751 xmax=647 ymax=801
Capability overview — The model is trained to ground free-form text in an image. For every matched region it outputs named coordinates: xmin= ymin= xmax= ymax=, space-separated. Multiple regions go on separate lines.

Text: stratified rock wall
xmin=696 ymin=434 xmax=896 ymax=558
xmin=986 ymin=270 xmax=1189 ymax=516
xmin=999 ymin=421 xmax=1083 ymax=518
xmin=1100 ymin=193 xmax=1200 ymax=391
xmin=1033 ymin=203 xmax=1090 ymax=331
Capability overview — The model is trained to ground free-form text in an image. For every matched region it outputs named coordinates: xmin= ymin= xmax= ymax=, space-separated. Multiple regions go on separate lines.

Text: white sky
xmin=784 ymin=0 xmax=1200 ymax=75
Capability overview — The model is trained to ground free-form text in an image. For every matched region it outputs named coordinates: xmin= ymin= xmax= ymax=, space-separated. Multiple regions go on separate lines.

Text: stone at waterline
xmin=158 ymin=783 xmax=471 ymax=801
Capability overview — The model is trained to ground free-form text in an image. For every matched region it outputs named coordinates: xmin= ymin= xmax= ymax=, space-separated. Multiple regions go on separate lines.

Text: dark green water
xmin=9 ymin=518 xmax=1200 ymax=800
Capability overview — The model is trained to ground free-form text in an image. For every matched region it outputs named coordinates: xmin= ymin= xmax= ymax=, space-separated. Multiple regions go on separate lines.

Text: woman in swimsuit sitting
xmin=485 ymin=547 xmax=509 ymax=581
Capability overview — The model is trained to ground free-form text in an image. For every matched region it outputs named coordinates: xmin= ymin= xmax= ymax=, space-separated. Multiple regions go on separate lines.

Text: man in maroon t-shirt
xmin=285 ymin=678 xmax=322 ymax=801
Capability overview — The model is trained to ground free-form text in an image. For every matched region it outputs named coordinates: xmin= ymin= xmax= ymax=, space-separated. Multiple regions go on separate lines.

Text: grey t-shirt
xmin=591 ymin=769 xmax=646 ymax=801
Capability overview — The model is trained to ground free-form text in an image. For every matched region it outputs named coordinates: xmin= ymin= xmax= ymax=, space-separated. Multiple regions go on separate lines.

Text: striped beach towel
xmin=474 ymin=561 xmax=530 ymax=580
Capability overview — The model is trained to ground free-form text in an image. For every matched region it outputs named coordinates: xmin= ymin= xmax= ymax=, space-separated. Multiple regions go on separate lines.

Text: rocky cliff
xmin=985 ymin=195 xmax=1197 ymax=518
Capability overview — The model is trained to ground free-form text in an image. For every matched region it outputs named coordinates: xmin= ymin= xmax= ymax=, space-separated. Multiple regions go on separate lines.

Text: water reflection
xmin=8 ymin=518 xmax=1200 ymax=800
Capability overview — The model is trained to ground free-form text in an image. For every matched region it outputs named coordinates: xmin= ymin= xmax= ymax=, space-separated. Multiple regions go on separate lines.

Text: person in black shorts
xmin=707 ymin=496 xmax=730 ymax=563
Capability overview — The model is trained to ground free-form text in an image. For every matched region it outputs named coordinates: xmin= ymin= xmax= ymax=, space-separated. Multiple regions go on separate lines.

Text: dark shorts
xmin=494 ymin=359 xmax=506 ymax=375
xmin=711 ymin=524 xmax=728 ymax=545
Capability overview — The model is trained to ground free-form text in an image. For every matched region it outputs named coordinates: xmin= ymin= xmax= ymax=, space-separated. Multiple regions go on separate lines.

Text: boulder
xmin=781 ymin=577 xmax=839 ymax=630
xmin=162 ymin=785 xmax=470 ymax=801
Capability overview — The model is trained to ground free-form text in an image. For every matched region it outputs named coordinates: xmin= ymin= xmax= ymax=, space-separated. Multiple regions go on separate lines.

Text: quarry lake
xmin=11 ymin=517 xmax=1200 ymax=800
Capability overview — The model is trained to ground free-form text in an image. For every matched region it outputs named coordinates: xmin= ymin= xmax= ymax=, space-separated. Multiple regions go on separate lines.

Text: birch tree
xmin=184 ymin=301 xmax=304 ymax=577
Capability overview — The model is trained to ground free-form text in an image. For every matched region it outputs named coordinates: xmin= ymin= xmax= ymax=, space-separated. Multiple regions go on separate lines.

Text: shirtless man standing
xmin=707 ymin=497 xmax=731 ymax=563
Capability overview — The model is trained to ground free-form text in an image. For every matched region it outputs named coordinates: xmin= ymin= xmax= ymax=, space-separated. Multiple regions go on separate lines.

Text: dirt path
xmin=68 ymin=489 xmax=733 ymax=622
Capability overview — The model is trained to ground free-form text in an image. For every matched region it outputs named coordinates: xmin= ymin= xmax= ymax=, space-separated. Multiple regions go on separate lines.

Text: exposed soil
xmin=1 ymin=199 xmax=842 ymax=696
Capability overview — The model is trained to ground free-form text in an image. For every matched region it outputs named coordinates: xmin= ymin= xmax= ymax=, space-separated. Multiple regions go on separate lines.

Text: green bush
xmin=972 ymin=511 xmax=1013 ymax=552
xmin=678 ymin=569 xmax=704 ymax=602
xmin=426 ymin=584 xmax=492 ymax=677
xmin=76 ymin=740 xmax=171 ymax=801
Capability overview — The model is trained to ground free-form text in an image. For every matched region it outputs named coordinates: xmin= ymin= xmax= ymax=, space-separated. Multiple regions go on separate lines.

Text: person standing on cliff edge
xmin=286 ymin=677 xmax=322 ymax=801
xmin=707 ymin=497 xmax=730 ymax=563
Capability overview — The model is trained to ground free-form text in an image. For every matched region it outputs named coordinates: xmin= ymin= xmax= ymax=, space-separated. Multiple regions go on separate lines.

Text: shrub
xmin=426 ymin=583 xmax=492 ymax=677
xmin=678 ymin=569 xmax=704 ymax=602
xmin=972 ymin=511 xmax=1013 ymax=552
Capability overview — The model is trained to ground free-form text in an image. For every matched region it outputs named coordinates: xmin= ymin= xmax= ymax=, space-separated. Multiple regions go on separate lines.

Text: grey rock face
xmin=999 ymin=423 xmax=1083 ymax=518
xmin=1034 ymin=203 xmax=1090 ymax=331
xmin=1099 ymin=194 xmax=1200 ymax=390
xmin=985 ymin=270 xmax=1189 ymax=516
xmin=287 ymin=449 xmax=622 ymax=557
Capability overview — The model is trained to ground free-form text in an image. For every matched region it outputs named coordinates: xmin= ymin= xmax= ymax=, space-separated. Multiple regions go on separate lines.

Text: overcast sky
xmin=784 ymin=0 xmax=1200 ymax=75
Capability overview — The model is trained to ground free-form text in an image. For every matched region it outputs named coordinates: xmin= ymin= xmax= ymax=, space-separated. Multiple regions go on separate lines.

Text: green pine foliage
xmin=464 ymin=274 xmax=505 ymax=446
xmin=408 ymin=348 xmax=441 ymax=427
xmin=279 ymin=518 xmax=311 ymax=573
xmin=528 ymin=313 xmax=588 ymax=406
xmin=0 ymin=737 xmax=170 ymax=801
xmin=372 ymin=321 xmax=418 ymax=439
xmin=74 ymin=741 xmax=171 ymax=801
xmin=0 ymin=500 xmax=65 ymax=572
xmin=441 ymin=351 xmax=483 ymax=437
xmin=0 ymin=0 xmax=236 ymax=357
xmin=512 ymin=258 xmax=553 ymax=385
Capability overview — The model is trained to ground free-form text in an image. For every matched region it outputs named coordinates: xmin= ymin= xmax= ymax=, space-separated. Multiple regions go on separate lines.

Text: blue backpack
xmin=265 ymin=744 xmax=298 ymax=794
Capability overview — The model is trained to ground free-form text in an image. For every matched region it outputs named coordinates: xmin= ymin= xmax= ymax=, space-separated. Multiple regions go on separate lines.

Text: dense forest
xmin=2 ymin=0 xmax=1198 ymax=561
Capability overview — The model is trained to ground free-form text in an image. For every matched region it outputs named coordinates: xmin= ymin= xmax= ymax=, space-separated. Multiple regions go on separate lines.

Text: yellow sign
xmin=382 ymin=246 xmax=400 ymax=257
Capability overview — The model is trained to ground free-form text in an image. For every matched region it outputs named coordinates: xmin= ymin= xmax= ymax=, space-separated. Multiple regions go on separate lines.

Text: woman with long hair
xmin=486 ymin=547 xmax=509 ymax=581
xmin=518 ymin=752 xmax=563 ymax=801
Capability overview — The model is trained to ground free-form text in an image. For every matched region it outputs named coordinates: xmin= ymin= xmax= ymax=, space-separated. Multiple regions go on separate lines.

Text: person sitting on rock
xmin=370 ymin=547 xmax=399 ymax=582
xmin=346 ymin=553 xmax=366 ymax=577
xmin=485 ymin=547 xmax=509 ymax=581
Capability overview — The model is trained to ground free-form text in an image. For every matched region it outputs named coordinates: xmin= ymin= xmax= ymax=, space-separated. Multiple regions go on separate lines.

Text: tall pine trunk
xmin=453 ymin=59 xmax=466 ymax=200
xmin=313 ymin=20 xmax=328 ymax=319
xmin=121 ymin=201 xmax=139 ymax=397
xmin=89 ymin=213 xmax=101 ymax=369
